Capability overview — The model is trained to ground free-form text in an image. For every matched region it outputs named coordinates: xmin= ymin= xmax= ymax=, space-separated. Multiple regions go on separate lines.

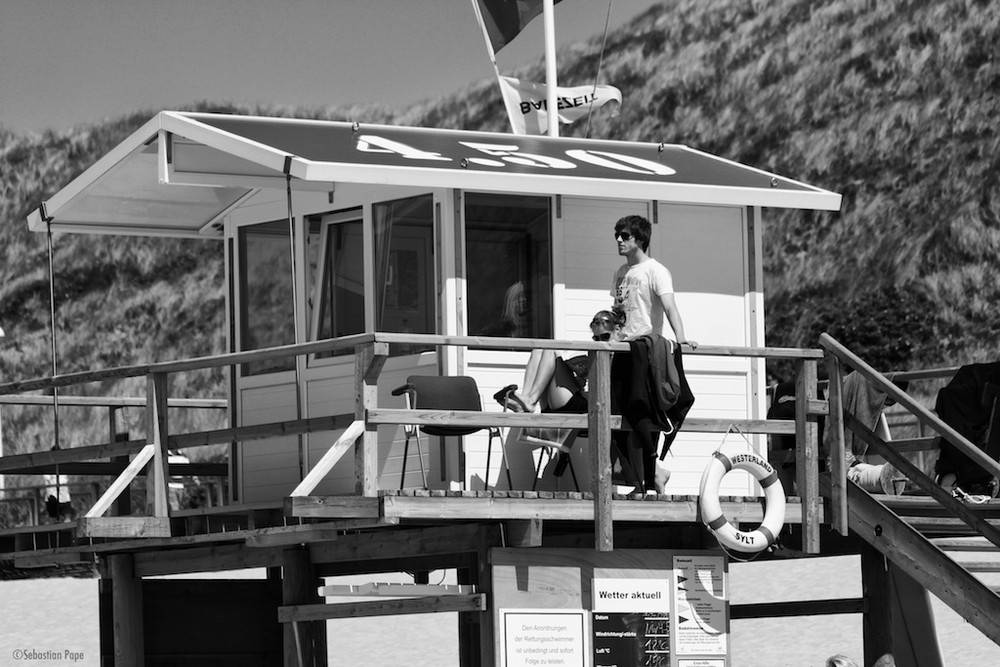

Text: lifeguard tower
xmin=4 ymin=112 xmax=998 ymax=666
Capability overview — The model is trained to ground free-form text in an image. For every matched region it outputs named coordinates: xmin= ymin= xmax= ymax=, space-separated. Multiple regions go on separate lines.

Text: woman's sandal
xmin=493 ymin=384 xmax=518 ymax=408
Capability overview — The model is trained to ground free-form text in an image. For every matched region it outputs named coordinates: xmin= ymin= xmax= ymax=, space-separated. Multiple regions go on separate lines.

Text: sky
xmin=0 ymin=0 xmax=662 ymax=134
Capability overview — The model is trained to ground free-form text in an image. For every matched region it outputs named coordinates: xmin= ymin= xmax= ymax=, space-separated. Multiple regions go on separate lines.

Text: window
xmin=309 ymin=195 xmax=435 ymax=360
xmin=238 ymin=220 xmax=296 ymax=376
xmin=373 ymin=195 xmax=435 ymax=355
xmin=465 ymin=193 xmax=552 ymax=339
xmin=311 ymin=211 xmax=365 ymax=358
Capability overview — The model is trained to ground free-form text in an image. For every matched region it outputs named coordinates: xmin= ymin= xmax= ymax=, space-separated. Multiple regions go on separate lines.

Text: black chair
xmin=392 ymin=375 xmax=508 ymax=490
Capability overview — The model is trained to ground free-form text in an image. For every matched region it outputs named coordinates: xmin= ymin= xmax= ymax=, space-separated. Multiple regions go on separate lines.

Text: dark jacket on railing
xmin=612 ymin=334 xmax=695 ymax=456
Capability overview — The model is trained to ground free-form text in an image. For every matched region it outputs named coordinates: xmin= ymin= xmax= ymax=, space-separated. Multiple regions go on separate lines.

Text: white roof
xmin=27 ymin=111 xmax=842 ymax=238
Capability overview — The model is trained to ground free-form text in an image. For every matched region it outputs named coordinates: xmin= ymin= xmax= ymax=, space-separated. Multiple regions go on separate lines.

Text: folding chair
xmin=494 ymin=384 xmax=581 ymax=492
xmin=392 ymin=375 xmax=508 ymax=490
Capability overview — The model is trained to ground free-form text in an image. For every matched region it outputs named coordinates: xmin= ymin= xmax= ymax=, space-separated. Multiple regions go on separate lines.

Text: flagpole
xmin=542 ymin=0 xmax=558 ymax=137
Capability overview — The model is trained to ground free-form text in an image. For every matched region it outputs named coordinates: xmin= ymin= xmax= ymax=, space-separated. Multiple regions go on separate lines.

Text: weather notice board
xmin=492 ymin=549 xmax=729 ymax=667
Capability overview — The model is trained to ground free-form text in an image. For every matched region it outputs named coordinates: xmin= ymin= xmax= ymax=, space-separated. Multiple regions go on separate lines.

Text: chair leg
xmin=400 ymin=434 xmax=410 ymax=491
xmin=485 ymin=432 xmax=494 ymax=491
xmin=531 ymin=450 xmax=548 ymax=492
xmin=566 ymin=456 xmax=580 ymax=493
xmin=492 ymin=428 xmax=513 ymax=490
xmin=415 ymin=433 xmax=427 ymax=489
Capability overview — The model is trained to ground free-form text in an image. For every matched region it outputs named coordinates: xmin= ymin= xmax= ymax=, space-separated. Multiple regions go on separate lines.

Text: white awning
xmin=27 ymin=111 xmax=842 ymax=238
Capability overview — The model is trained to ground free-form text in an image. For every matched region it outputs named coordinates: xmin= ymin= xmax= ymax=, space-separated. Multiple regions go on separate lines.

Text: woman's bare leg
xmin=513 ymin=350 xmax=558 ymax=412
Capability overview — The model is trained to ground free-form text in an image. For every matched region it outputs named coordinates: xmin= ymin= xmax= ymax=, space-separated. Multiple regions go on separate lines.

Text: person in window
xmin=495 ymin=309 xmax=625 ymax=415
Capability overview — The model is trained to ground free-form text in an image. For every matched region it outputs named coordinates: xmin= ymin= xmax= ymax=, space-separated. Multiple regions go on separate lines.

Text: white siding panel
xmin=238 ymin=381 xmax=300 ymax=503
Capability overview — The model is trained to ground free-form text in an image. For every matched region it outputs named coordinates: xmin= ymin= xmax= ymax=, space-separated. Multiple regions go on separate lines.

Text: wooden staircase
xmin=819 ymin=333 xmax=1000 ymax=650
xmin=846 ymin=484 xmax=1000 ymax=644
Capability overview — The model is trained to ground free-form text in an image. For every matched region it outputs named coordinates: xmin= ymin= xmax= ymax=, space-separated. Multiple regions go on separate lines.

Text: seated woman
xmin=494 ymin=309 xmax=625 ymax=415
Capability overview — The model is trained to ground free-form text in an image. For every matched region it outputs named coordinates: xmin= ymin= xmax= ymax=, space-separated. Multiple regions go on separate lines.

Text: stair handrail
xmin=820 ymin=333 xmax=1000 ymax=535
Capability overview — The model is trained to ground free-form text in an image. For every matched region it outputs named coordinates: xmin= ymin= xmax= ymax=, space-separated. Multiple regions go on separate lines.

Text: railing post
xmin=108 ymin=406 xmax=131 ymax=516
xmin=146 ymin=371 xmax=171 ymax=518
xmin=825 ymin=352 xmax=849 ymax=536
xmin=589 ymin=349 xmax=613 ymax=551
xmin=355 ymin=342 xmax=388 ymax=497
xmin=795 ymin=358 xmax=821 ymax=553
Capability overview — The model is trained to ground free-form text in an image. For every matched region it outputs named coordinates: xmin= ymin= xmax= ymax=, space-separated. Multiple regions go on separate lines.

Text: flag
xmin=498 ymin=76 xmax=622 ymax=134
xmin=474 ymin=0 xmax=562 ymax=54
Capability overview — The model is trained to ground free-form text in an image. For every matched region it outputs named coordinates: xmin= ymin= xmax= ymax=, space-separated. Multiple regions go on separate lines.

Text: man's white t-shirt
xmin=611 ymin=257 xmax=674 ymax=341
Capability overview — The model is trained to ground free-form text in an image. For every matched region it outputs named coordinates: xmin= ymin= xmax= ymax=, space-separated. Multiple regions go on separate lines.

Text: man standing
xmin=611 ymin=215 xmax=694 ymax=347
xmin=610 ymin=215 xmax=696 ymax=493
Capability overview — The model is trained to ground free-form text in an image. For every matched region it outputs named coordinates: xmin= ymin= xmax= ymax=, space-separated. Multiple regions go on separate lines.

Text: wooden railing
xmin=0 ymin=334 xmax=829 ymax=551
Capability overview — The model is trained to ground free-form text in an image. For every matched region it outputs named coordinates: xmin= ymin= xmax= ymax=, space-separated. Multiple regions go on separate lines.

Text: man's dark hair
xmin=614 ymin=215 xmax=651 ymax=251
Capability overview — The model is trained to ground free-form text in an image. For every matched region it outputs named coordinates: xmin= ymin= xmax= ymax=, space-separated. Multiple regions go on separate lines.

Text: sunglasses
xmin=592 ymin=333 xmax=612 ymax=342
xmin=590 ymin=317 xmax=613 ymax=328
xmin=614 ymin=231 xmax=632 ymax=242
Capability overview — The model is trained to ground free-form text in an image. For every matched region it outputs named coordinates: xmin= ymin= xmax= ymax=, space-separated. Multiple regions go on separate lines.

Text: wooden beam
xmin=278 ymin=594 xmax=485 ymax=623
xmin=146 ymin=372 xmax=171 ymax=518
xmin=795 ymin=358 xmax=821 ymax=553
xmin=826 ymin=352 xmax=849 ymax=536
xmin=356 ymin=343 xmax=386 ymax=497
xmin=371 ymin=494 xmax=810 ymax=524
xmin=282 ymin=548 xmax=327 ymax=667
xmin=307 ymin=524 xmax=498 ymax=566
xmin=730 ymin=597 xmax=865 ymax=619
xmin=283 ymin=494 xmax=380 ymax=519
xmin=79 ymin=516 xmax=171 ymax=538
xmin=589 ymin=350 xmax=613 ymax=551
xmin=85 ymin=444 xmax=154 ymax=518
xmin=0 ymin=438 xmax=146 ymax=473
xmin=861 ymin=541 xmax=893 ymax=665
xmin=245 ymin=519 xmax=395 ymax=548
xmin=0 ymin=394 xmax=225 ymax=408
xmin=132 ymin=542 xmax=285 ymax=577
xmin=319 ymin=582 xmax=476 ymax=597
xmin=169 ymin=413 xmax=356 ymax=450
xmin=109 ymin=554 xmax=145 ymax=666
xmin=289 ymin=420 xmax=365 ymax=497
xmin=10 ymin=461 xmax=227 ymax=477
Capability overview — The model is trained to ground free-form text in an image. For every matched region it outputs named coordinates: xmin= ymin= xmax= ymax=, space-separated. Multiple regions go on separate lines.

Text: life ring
xmin=699 ymin=450 xmax=785 ymax=554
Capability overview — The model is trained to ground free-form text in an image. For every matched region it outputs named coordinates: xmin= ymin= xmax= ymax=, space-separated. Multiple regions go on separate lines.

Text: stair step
xmin=885 ymin=496 xmax=1000 ymax=518
xmin=908 ymin=516 xmax=1000 ymax=535
xmin=958 ymin=562 xmax=1000 ymax=573
xmin=931 ymin=536 xmax=1000 ymax=552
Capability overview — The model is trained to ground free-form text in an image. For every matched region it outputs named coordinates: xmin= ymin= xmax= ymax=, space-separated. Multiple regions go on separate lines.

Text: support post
xmin=355 ymin=342 xmax=387 ymax=497
xmin=795 ymin=359 xmax=820 ymax=553
xmin=282 ymin=547 xmax=327 ymax=667
xmin=861 ymin=542 xmax=893 ymax=666
xmin=109 ymin=406 xmax=131 ymax=517
xmin=109 ymin=554 xmax=144 ymax=667
xmin=825 ymin=352 xmax=849 ymax=535
xmin=589 ymin=349 xmax=613 ymax=551
xmin=146 ymin=372 xmax=170 ymax=518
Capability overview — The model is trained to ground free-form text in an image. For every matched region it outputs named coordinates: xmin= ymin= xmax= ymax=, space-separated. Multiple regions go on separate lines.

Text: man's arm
xmin=658 ymin=292 xmax=697 ymax=348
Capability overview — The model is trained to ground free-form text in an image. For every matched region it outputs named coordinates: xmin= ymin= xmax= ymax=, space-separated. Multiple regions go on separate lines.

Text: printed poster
xmin=672 ymin=555 xmax=728 ymax=657
xmin=593 ymin=577 xmax=671 ymax=667
xmin=500 ymin=609 xmax=587 ymax=667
